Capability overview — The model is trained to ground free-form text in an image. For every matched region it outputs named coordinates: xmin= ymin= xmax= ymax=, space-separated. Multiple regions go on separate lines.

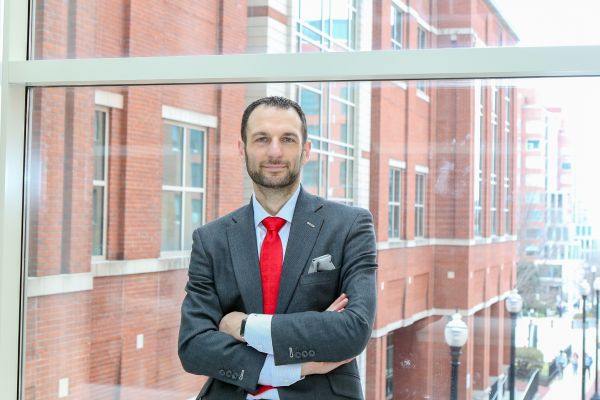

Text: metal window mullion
xmin=9 ymin=46 xmax=600 ymax=87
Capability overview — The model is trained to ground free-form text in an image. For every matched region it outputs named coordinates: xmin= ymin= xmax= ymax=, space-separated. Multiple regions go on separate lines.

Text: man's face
xmin=239 ymin=105 xmax=311 ymax=190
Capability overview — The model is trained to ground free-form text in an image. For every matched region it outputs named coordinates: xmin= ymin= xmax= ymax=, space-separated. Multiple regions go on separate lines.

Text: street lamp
xmin=592 ymin=277 xmax=600 ymax=400
xmin=506 ymin=289 xmax=523 ymax=400
xmin=445 ymin=313 xmax=468 ymax=400
xmin=579 ymin=280 xmax=591 ymax=400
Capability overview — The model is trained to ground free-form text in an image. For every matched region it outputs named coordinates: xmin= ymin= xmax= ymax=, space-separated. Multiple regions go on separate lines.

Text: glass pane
xmin=184 ymin=193 xmax=203 ymax=250
xmin=163 ymin=125 xmax=183 ymax=186
xmin=92 ymin=186 xmax=103 ymax=256
xmin=186 ymin=129 xmax=205 ymax=188
xmin=93 ymin=110 xmax=106 ymax=181
xmin=29 ymin=0 xmax=600 ymax=60
xmin=24 ymin=78 xmax=600 ymax=399
xmin=161 ymin=191 xmax=182 ymax=251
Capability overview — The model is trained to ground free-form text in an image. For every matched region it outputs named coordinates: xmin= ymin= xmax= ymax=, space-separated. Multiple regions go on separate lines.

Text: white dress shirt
xmin=245 ymin=186 xmax=303 ymax=399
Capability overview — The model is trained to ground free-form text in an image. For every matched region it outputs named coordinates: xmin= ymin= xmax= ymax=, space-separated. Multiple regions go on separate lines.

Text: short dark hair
xmin=240 ymin=96 xmax=307 ymax=144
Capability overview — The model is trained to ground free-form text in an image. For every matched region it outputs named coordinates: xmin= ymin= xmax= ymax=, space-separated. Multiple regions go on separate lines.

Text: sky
xmin=495 ymin=1 xmax=600 ymax=224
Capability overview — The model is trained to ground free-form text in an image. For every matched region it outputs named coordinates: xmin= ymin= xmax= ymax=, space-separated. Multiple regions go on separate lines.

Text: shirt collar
xmin=252 ymin=185 xmax=301 ymax=228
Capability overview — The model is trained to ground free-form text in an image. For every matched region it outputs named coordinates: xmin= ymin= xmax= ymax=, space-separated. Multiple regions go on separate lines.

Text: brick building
xmin=25 ymin=1 xmax=521 ymax=399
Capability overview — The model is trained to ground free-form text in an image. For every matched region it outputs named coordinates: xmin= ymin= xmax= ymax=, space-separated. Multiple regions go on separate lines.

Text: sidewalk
xmin=541 ymin=365 xmax=595 ymax=399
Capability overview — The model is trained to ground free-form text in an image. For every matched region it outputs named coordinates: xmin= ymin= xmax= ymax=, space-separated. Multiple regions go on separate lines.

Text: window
xmin=386 ymin=334 xmax=394 ymax=399
xmin=297 ymin=0 xmax=358 ymax=52
xmin=299 ymin=83 xmax=355 ymax=204
xmin=295 ymin=3 xmax=357 ymax=204
xmin=527 ymin=210 xmax=544 ymax=222
xmin=504 ymin=91 xmax=512 ymax=234
xmin=391 ymin=5 xmax=404 ymax=50
xmin=475 ymin=84 xmax=485 ymax=237
xmin=526 ymin=229 xmax=542 ymax=239
xmin=388 ymin=167 xmax=403 ymax=239
xmin=527 ymin=139 xmax=541 ymax=150
xmin=416 ymin=27 xmax=428 ymax=93
xmin=490 ymin=85 xmax=500 ymax=236
xmin=161 ymin=124 xmax=206 ymax=251
xmin=526 ymin=193 xmax=543 ymax=204
xmin=92 ymin=109 xmax=109 ymax=257
xmin=415 ymin=173 xmax=426 ymax=238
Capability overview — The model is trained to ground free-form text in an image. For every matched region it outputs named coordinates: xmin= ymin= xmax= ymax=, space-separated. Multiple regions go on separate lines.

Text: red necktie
xmin=254 ymin=216 xmax=286 ymax=396
xmin=259 ymin=216 xmax=286 ymax=314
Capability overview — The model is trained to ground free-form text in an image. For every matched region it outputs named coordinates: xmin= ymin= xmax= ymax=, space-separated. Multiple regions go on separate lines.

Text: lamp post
xmin=592 ymin=277 xmax=600 ymax=400
xmin=579 ymin=280 xmax=591 ymax=400
xmin=506 ymin=289 xmax=523 ymax=400
xmin=445 ymin=313 xmax=468 ymax=400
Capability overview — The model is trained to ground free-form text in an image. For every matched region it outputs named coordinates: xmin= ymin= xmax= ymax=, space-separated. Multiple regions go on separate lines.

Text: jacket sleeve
xmin=178 ymin=229 xmax=266 ymax=393
xmin=270 ymin=209 xmax=378 ymax=365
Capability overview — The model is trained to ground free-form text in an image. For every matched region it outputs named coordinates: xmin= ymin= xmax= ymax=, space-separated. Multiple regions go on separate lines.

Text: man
xmin=178 ymin=96 xmax=377 ymax=399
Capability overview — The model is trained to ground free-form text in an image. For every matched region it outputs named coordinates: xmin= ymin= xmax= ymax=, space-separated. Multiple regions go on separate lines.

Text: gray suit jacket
xmin=178 ymin=189 xmax=377 ymax=400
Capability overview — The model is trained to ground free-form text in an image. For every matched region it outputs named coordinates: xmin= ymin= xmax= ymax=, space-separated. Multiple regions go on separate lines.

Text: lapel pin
xmin=306 ymin=221 xmax=315 ymax=228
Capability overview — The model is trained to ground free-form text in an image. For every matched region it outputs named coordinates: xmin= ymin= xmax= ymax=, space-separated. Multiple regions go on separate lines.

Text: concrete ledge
xmin=27 ymin=273 xmax=93 ymax=297
xmin=92 ymin=254 xmax=189 ymax=277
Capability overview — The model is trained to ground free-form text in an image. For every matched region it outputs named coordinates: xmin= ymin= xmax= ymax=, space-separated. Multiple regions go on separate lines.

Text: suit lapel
xmin=276 ymin=189 xmax=324 ymax=314
xmin=227 ymin=204 xmax=264 ymax=314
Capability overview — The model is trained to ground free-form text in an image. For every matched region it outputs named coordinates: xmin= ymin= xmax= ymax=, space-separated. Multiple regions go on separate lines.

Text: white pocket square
xmin=308 ymin=254 xmax=335 ymax=274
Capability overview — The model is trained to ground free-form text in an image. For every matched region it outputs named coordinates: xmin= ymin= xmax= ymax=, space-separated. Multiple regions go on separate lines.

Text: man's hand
xmin=218 ymin=311 xmax=248 ymax=342
xmin=300 ymin=358 xmax=353 ymax=377
xmin=326 ymin=293 xmax=348 ymax=312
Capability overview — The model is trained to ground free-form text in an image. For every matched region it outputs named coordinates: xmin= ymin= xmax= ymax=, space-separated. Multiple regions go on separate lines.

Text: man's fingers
xmin=326 ymin=293 xmax=348 ymax=311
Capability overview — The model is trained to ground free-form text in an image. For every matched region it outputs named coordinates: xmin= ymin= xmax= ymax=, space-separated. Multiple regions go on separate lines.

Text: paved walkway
xmin=541 ymin=366 xmax=595 ymax=399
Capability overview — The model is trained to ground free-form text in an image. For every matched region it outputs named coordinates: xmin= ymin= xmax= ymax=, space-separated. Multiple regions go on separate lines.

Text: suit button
xmin=219 ymin=369 xmax=225 ymax=376
xmin=295 ymin=352 xmax=302 ymax=359
xmin=301 ymin=351 xmax=308 ymax=358
xmin=226 ymin=370 xmax=232 ymax=378
xmin=308 ymin=350 xmax=315 ymax=357
xmin=232 ymin=372 xmax=239 ymax=379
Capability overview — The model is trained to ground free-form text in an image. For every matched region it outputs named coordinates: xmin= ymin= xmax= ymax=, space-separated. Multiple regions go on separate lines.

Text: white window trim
xmin=94 ymin=90 xmax=124 ymax=109
xmin=415 ymin=164 xmax=429 ymax=174
xmin=389 ymin=159 xmax=406 ymax=169
xmin=162 ymin=105 xmax=218 ymax=128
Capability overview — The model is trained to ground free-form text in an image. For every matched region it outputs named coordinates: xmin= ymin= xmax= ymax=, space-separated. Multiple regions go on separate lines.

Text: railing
xmin=489 ymin=375 xmax=506 ymax=400
xmin=522 ymin=368 xmax=540 ymax=400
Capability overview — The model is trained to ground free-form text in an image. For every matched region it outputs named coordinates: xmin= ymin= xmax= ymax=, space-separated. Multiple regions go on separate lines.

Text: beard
xmin=245 ymin=154 xmax=302 ymax=190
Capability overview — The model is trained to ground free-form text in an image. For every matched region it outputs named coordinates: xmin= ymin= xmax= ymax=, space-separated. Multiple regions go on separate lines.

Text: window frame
xmin=391 ymin=4 xmax=404 ymax=50
xmin=161 ymin=121 xmax=208 ymax=254
xmin=414 ymin=171 xmax=427 ymax=238
xmin=388 ymin=165 xmax=404 ymax=240
xmin=92 ymin=107 xmax=110 ymax=259
xmin=386 ymin=333 xmax=394 ymax=400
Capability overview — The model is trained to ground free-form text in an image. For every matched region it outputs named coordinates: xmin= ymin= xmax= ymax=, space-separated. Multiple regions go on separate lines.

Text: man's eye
xmin=282 ymin=137 xmax=296 ymax=143
xmin=256 ymin=137 xmax=268 ymax=143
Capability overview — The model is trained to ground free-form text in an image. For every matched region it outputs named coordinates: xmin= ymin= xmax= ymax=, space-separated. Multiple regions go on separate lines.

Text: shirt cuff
xmin=258 ymin=354 xmax=303 ymax=387
xmin=245 ymin=313 xmax=274 ymax=354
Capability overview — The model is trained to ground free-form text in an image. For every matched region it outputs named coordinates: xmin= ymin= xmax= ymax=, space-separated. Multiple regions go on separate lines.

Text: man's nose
xmin=267 ymin=140 xmax=283 ymax=157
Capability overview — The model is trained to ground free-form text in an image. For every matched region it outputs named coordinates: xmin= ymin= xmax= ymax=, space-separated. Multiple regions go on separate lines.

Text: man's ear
xmin=302 ymin=140 xmax=312 ymax=164
xmin=237 ymin=139 xmax=246 ymax=160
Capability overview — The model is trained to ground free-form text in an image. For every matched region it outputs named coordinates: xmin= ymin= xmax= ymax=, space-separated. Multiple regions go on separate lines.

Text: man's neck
xmin=253 ymin=182 xmax=300 ymax=215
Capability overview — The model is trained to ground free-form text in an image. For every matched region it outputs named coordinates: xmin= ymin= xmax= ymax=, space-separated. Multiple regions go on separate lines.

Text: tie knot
xmin=262 ymin=216 xmax=286 ymax=232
